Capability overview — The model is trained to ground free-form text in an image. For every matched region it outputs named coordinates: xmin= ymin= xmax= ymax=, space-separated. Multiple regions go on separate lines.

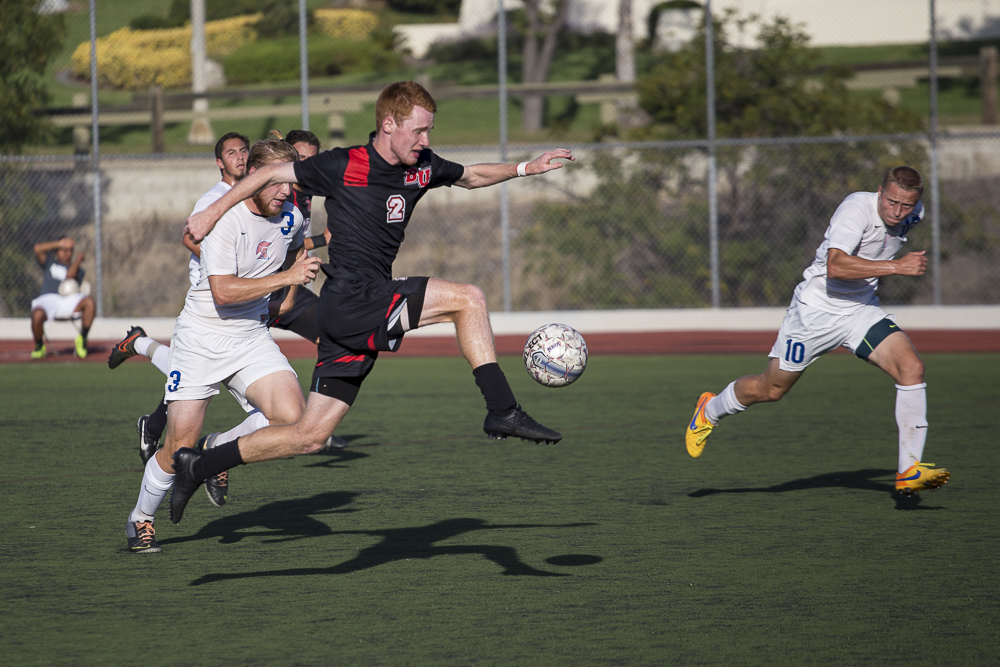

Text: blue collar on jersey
xmin=885 ymin=200 xmax=923 ymax=237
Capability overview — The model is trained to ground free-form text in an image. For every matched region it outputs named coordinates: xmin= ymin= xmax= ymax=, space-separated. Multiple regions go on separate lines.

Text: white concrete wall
xmin=428 ymin=0 xmax=1000 ymax=51
xmin=3 ymin=306 xmax=999 ymax=341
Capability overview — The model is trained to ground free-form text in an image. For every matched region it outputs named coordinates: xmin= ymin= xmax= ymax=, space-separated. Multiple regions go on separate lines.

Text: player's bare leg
xmin=418 ymin=277 xmax=496 ymax=368
xmin=688 ymin=360 xmax=802 ymax=458
xmin=240 ymin=392 xmax=349 ymax=462
xmin=733 ymin=359 xmax=803 ymax=406
xmin=169 ymin=392 xmax=349 ymax=524
xmin=869 ymin=331 xmax=948 ymax=494
xmin=198 ymin=369 xmax=308 ymax=507
xmin=420 ymin=277 xmax=561 ymax=444
xmin=30 ymin=309 xmax=47 ymax=358
xmin=158 ymin=399 xmax=212 ymax=472
xmin=126 ymin=397 xmax=209 ymax=552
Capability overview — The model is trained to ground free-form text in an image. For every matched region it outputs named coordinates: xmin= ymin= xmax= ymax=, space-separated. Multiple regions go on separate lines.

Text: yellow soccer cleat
xmin=895 ymin=462 xmax=950 ymax=496
xmin=74 ymin=334 xmax=88 ymax=359
xmin=30 ymin=345 xmax=47 ymax=360
xmin=686 ymin=392 xmax=716 ymax=458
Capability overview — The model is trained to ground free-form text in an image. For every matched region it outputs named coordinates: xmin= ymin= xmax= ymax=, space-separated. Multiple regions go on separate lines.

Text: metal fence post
xmin=89 ymin=0 xmax=103 ymax=317
xmin=705 ymin=1 xmax=720 ymax=309
xmin=929 ymin=0 xmax=941 ymax=305
xmin=498 ymin=0 xmax=512 ymax=312
xmin=300 ymin=0 xmax=309 ymax=131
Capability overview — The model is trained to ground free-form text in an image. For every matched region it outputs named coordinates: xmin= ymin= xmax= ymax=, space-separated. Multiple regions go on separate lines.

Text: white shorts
xmin=165 ymin=318 xmax=296 ymax=409
xmin=768 ymin=299 xmax=893 ymax=372
xmin=30 ymin=293 xmax=86 ymax=321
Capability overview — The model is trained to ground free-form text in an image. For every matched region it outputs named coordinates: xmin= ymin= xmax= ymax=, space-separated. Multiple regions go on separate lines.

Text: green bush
xmin=253 ymin=0 xmax=314 ymax=40
xmin=426 ymin=36 xmax=498 ymax=62
xmin=131 ymin=0 xmax=261 ymax=30
xmin=223 ymin=35 xmax=401 ymax=85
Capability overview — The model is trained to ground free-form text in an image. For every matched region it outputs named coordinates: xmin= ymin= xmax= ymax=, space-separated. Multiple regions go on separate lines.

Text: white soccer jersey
xmin=178 ymin=199 xmax=305 ymax=336
xmin=187 ymin=181 xmax=233 ymax=287
xmin=794 ymin=191 xmax=923 ymax=314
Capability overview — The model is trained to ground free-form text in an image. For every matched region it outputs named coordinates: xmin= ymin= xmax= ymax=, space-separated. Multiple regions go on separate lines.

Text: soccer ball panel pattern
xmin=523 ymin=323 xmax=588 ymax=387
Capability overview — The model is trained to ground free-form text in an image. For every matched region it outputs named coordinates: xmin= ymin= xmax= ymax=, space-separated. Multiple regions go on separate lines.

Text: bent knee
xmin=898 ymin=359 xmax=925 ymax=385
xmin=295 ymin=441 xmax=326 ymax=455
xmin=457 ymin=283 xmax=487 ymax=311
xmin=761 ymin=386 xmax=789 ymax=403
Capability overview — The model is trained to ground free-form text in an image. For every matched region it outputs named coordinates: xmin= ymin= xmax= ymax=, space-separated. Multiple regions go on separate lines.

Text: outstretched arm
xmin=186 ymin=161 xmax=299 ymax=241
xmin=454 ymin=148 xmax=574 ymax=190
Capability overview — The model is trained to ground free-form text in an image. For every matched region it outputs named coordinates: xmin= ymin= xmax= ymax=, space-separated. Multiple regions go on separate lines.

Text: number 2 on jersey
xmin=386 ymin=194 xmax=405 ymax=223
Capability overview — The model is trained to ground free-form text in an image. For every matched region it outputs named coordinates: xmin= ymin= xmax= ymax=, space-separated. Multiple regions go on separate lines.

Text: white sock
xmin=896 ymin=383 xmax=928 ymax=473
xmin=149 ymin=345 xmax=170 ymax=375
xmin=134 ymin=338 xmax=171 ymax=375
xmin=705 ymin=381 xmax=747 ymax=425
xmin=213 ymin=410 xmax=270 ymax=445
xmin=134 ymin=337 xmax=156 ymax=357
xmin=128 ymin=455 xmax=174 ymax=523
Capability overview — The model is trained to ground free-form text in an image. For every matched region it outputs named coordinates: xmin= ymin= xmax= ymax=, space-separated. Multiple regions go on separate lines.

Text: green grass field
xmin=1 ymin=353 xmax=997 ymax=665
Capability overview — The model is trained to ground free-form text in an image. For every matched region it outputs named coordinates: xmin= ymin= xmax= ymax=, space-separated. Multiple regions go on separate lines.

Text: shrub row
xmin=71 ymin=10 xmax=378 ymax=90
xmin=313 ymin=9 xmax=378 ymax=42
xmin=223 ymin=34 xmax=401 ymax=85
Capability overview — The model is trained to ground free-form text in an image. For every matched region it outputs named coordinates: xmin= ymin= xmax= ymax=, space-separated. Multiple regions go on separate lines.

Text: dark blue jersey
xmin=293 ymin=138 xmax=464 ymax=283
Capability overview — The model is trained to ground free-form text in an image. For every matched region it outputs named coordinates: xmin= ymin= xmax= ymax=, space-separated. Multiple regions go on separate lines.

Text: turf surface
xmin=1 ymin=353 xmax=997 ymax=665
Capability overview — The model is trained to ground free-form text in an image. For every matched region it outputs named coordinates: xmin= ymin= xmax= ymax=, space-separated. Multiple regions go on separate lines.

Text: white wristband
xmin=516 ymin=161 xmax=529 ymax=177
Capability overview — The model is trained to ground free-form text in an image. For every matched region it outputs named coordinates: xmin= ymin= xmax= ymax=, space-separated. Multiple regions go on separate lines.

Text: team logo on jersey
xmin=404 ymin=166 xmax=431 ymax=188
xmin=256 ymin=241 xmax=272 ymax=259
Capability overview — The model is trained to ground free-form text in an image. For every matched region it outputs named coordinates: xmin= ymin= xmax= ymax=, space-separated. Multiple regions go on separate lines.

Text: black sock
xmin=81 ymin=325 xmax=90 ymax=339
xmin=147 ymin=397 xmax=169 ymax=440
xmin=473 ymin=362 xmax=517 ymax=413
xmin=194 ymin=440 xmax=245 ymax=480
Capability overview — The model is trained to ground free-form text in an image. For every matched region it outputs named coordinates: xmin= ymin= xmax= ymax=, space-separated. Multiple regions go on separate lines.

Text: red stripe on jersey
xmin=344 ymin=147 xmax=370 ymax=187
xmin=335 ymin=354 xmax=367 ymax=363
xmin=385 ymin=293 xmax=401 ymax=318
xmin=367 ymin=333 xmax=376 ymax=350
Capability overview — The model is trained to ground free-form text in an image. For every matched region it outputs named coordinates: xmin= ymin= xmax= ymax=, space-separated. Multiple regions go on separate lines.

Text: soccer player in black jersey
xmin=172 ymin=81 xmax=574 ymax=523
xmin=269 ymin=129 xmax=326 ymax=344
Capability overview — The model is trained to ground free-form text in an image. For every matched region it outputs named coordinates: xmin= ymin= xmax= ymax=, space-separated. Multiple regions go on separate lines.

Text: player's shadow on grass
xmin=189 ymin=518 xmax=598 ymax=586
xmin=688 ymin=468 xmax=946 ymax=510
xmin=161 ymin=491 xmax=361 ymax=546
xmin=300 ymin=444 xmax=370 ymax=469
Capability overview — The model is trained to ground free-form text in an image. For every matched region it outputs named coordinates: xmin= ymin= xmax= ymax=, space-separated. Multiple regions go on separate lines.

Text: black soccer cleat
xmin=125 ymin=519 xmax=162 ymax=554
xmin=137 ymin=414 xmax=160 ymax=465
xmin=483 ymin=405 xmax=562 ymax=444
xmin=108 ymin=326 xmax=146 ymax=369
xmin=197 ymin=434 xmax=228 ymax=507
xmin=324 ymin=434 xmax=348 ymax=450
xmin=170 ymin=447 xmax=206 ymax=524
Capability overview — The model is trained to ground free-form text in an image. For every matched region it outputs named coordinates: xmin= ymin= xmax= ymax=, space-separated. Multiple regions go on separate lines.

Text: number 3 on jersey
xmin=386 ymin=194 xmax=405 ymax=223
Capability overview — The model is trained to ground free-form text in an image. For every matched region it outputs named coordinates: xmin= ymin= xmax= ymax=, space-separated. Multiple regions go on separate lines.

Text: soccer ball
xmin=523 ymin=323 xmax=588 ymax=387
xmin=58 ymin=278 xmax=80 ymax=296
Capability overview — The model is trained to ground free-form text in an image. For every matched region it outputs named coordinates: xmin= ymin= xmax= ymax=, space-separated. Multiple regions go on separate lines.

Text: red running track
xmin=4 ymin=330 xmax=998 ymax=364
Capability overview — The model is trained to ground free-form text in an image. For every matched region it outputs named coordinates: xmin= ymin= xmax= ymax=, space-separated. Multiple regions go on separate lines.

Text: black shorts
xmin=270 ymin=289 xmax=320 ymax=343
xmin=312 ymin=275 xmax=429 ymax=382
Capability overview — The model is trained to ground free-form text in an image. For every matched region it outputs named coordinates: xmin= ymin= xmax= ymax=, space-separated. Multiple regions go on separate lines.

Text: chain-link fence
xmin=5 ymin=0 xmax=1000 ymax=317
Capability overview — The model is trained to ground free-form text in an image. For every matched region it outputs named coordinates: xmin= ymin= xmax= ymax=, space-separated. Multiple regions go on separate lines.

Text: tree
xmin=519 ymin=0 xmax=570 ymax=132
xmin=0 ymin=1 xmax=65 ymax=154
xmin=519 ymin=10 xmax=928 ymax=309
